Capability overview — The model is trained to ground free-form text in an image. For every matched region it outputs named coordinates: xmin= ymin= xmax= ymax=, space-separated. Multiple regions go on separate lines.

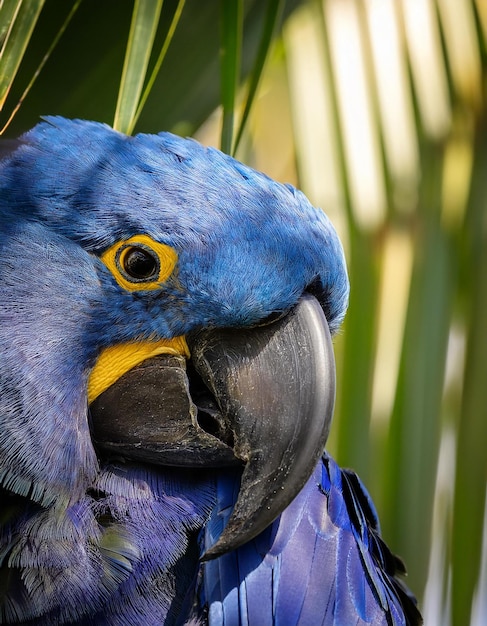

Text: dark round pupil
xmin=123 ymin=247 xmax=158 ymax=279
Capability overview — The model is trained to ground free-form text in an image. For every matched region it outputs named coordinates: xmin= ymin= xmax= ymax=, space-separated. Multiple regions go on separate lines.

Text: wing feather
xmin=200 ymin=453 xmax=422 ymax=626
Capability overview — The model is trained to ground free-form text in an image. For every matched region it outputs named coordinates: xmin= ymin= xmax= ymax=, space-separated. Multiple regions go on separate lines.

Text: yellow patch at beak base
xmin=88 ymin=336 xmax=190 ymax=404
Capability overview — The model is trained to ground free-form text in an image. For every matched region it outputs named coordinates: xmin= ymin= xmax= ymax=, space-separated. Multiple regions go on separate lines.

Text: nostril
xmin=196 ymin=409 xmax=235 ymax=449
xmin=196 ymin=410 xmax=220 ymax=437
xmin=186 ymin=360 xmax=235 ymax=449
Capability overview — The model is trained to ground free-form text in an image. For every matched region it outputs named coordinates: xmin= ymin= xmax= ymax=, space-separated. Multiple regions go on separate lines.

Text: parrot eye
xmin=122 ymin=246 xmax=159 ymax=280
xmin=100 ymin=234 xmax=178 ymax=292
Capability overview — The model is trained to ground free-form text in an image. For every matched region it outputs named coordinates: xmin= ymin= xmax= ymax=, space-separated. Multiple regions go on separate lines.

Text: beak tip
xmin=200 ymin=548 xmax=217 ymax=562
xmin=199 ymin=518 xmax=252 ymax=561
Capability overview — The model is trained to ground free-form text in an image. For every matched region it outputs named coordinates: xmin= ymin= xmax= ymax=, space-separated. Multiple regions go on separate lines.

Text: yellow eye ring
xmin=100 ymin=234 xmax=178 ymax=292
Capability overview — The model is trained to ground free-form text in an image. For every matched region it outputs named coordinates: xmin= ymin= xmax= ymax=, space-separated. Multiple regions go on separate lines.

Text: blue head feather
xmin=3 ymin=116 xmax=349 ymax=331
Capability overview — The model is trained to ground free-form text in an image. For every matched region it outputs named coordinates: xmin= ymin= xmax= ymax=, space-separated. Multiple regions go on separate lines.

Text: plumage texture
xmin=199 ymin=454 xmax=419 ymax=626
xmin=0 ymin=117 xmax=421 ymax=625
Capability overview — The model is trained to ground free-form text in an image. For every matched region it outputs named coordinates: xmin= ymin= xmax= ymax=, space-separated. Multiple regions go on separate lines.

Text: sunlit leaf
xmin=0 ymin=0 xmax=45 ymax=111
xmin=113 ymin=0 xmax=163 ymax=135
xmin=219 ymin=0 xmax=243 ymax=153
xmin=233 ymin=0 xmax=284 ymax=155
xmin=1 ymin=0 xmax=82 ymax=135
xmin=132 ymin=0 xmax=186 ymax=132
xmin=451 ymin=133 xmax=487 ymax=626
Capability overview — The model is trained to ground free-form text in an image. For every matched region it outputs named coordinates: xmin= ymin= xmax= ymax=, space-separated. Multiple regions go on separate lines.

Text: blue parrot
xmin=0 ymin=117 xmax=422 ymax=625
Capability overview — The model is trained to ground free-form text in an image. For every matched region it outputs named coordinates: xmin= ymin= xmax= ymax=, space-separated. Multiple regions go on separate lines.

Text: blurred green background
xmin=1 ymin=1 xmax=486 ymax=623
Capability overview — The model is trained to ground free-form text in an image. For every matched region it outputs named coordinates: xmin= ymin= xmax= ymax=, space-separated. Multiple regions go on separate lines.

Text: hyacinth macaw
xmin=0 ymin=117 xmax=422 ymax=626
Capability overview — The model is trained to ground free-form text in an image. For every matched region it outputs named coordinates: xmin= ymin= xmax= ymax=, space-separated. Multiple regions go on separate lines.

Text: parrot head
xmin=0 ymin=117 xmax=349 ymax=557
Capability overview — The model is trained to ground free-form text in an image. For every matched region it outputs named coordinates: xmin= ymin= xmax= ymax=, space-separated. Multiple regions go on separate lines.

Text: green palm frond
xmin=0 ymin=0 xmax=45 ymax=111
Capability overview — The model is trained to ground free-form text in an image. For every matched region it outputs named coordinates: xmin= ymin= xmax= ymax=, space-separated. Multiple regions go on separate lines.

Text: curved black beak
xmin=189 ymin=294 xmax=335 ymax=558
xmin=90 ymin=294 xmax=335 ymax=558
